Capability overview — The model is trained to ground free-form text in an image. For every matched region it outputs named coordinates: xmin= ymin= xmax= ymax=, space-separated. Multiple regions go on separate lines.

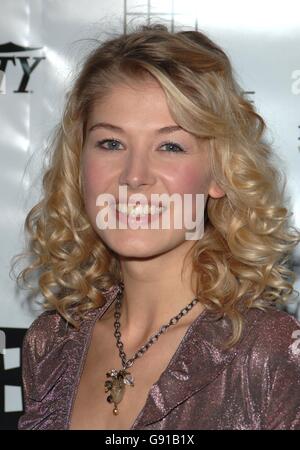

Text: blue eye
xmin=160 ymin=142 xmax=185 ymax=153
xmin=95 ymin=139 xmax=122 ymax=151
xmin=95 ymin=139 xmax=186 ymax=153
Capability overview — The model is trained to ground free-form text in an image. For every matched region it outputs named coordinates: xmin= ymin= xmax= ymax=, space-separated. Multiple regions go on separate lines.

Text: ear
xmin=208 ymin=179 xmax=225 ymax=199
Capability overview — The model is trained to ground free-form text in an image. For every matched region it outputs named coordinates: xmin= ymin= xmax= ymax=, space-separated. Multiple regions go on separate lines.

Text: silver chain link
xmin=113 ymin=285 xmax=199 ymax=370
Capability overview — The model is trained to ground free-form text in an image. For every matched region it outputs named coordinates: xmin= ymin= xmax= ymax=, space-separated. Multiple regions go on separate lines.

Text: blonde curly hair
xmin=11 ymin=23 xmax=300 ymax=349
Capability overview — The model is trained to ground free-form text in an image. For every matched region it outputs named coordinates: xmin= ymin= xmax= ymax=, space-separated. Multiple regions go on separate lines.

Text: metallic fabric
xmin=18 ymin=284 xmax=300 ymax=430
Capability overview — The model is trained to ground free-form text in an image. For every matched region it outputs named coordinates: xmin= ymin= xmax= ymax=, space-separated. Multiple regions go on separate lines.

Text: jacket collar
xmin=131 ymin=305 xmax=263 ymax=428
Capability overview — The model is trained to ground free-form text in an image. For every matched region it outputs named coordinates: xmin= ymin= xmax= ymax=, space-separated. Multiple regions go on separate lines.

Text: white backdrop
xmin=0 ymin=0 xmax=300 ymax=425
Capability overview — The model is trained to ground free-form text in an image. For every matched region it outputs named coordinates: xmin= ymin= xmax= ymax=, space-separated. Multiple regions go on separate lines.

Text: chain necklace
xmin=104 ymin=284 xmax=199 ymax=415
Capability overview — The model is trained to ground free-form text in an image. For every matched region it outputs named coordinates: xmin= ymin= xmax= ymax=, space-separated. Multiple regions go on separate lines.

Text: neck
xmin=109 ymin=240 xmax=204 ymax=346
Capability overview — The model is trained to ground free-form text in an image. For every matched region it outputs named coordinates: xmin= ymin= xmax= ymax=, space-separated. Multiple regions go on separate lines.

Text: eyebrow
xmin=88 ymin=122 xmax=183 ymax=134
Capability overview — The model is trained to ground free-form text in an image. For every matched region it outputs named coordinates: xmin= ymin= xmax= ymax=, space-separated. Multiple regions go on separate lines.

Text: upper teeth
xmin=116 ymin=204 xmax=166 ymax=216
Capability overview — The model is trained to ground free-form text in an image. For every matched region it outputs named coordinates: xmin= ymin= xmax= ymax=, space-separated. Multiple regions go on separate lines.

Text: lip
xmin=114 ymin=199 xmax=165 ymax=209
xmin=109 ymin=202 xmax=167 ymax=227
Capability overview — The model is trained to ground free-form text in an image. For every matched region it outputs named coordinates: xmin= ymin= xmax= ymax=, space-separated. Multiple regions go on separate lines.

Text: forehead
xmin=87 ymin=78 xmax=171 ymax=121
xmin=84 ymin=77 xmax=208 ymax=150
xmin=84 ymin=81 xmax=210 ymax=153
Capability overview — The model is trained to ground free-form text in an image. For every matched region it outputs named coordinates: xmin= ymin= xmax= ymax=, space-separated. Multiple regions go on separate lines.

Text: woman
xmin=14 ymin=23 xmax=300 ymax=430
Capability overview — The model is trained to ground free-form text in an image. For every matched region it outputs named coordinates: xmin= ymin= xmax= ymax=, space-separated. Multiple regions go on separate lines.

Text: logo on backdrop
xmin=0 ymin=42 xmax=46 ymax=93
xmin=0 ymin=327 xmax=27 ymax=429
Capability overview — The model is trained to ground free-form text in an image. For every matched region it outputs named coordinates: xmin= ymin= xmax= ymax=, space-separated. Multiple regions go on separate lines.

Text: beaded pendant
xmin=104 ymin=368 xmax=135 ymax=415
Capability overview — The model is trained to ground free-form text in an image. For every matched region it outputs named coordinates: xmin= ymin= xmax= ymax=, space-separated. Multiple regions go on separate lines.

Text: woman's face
xmin=81 ymin=77 xmax=224 ymax=258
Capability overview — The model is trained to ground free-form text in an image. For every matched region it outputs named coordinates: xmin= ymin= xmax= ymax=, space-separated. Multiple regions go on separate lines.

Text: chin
xmin=100 ymin=230 xmax=184 ymax=259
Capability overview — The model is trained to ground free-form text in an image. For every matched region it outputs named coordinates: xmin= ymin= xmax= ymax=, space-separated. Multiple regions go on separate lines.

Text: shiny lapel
xmin=131 ymin=306 xmax=263 ymax=428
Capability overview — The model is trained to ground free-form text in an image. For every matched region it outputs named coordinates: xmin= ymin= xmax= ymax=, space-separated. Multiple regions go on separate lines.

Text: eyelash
xmin=95 ymin=138 xmax=186 ymax=153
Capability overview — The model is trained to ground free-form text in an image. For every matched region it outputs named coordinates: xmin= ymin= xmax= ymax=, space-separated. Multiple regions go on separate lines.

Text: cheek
xmin=166 ymin=163 xmax=209 ymax=227
xmin=81 ymin=155 xmax=111 ymax=217
xmin=168 ymin=163 xmax=210 ymax=195
xmin=82 ymin=156 xmax=106 ymax=197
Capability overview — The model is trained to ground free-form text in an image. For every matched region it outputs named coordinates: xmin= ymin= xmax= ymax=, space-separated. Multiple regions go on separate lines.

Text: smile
xmin=116 ymin=203 xmax=168 ymax=217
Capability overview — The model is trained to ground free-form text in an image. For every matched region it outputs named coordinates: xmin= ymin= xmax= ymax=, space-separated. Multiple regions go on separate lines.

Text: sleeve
xmin=18 ymin=310 xmax=59 ymax=430
xmin=18 ymin=326 xmax=38 ymax=429
xmin=260 ymin=311 xmax=300 ymax=430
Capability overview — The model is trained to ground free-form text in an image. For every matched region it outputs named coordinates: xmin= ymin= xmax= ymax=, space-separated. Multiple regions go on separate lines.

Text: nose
xmin=119 ymin=149 xmax=156 ymax=190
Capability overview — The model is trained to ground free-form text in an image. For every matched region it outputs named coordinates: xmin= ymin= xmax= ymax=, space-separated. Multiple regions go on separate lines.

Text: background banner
xmin=0 ymin=0 xmax=299 ymax=429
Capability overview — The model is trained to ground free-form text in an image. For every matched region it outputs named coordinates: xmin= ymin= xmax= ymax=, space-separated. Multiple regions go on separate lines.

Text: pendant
xmin=104 ymin=368 xmax=135 ymax=415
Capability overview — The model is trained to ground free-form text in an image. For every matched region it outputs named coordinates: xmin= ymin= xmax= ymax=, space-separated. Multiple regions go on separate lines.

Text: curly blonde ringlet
xmin=11 ymin=23 xmax=300 ymax=349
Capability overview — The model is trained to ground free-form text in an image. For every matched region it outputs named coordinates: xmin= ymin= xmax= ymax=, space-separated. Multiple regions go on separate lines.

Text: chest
xmin=68 ymin=321 xmax=189 ymax=430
